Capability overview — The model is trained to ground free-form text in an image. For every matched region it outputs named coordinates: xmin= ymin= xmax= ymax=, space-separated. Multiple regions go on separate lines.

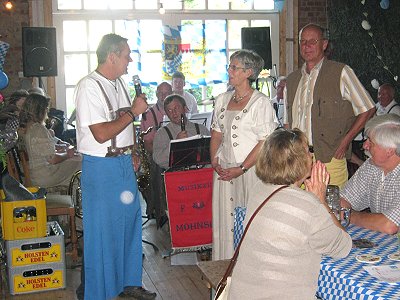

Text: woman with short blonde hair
xmin=229 ymin=128 xmax=352 ymax=299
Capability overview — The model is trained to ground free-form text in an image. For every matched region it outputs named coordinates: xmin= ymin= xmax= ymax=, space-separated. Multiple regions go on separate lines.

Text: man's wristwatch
xmin=239 ymin=164 xmax=248 ymax=174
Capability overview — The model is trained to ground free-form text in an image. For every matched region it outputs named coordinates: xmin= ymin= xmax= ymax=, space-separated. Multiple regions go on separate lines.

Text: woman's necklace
xmin=232 ymin=89 xmax=252 ymax=103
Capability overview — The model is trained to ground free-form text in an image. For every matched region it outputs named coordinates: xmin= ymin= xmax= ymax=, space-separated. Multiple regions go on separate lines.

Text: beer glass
xmin=326 ymin=185 xmax=350 ymax=227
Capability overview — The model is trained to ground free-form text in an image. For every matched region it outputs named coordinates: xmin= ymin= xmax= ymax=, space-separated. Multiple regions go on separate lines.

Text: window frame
xmin=52 ymin=7 xmax=279 ymax=114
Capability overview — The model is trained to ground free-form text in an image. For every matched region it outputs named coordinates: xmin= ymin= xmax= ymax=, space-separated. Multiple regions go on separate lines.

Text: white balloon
xmin=361 ymin=20 xmax=371 ymax=30
xmin=120 ymin=190 xmax=134 ymax=204
xmin=371 ymin=79 xmax=380 ymax=89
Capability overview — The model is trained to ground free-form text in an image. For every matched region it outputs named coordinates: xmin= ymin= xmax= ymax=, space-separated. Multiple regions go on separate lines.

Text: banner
xmin=0 ymin=41 xmax=10 ymax=71
xmin=164 ymin=168 xmax=213 ymax=249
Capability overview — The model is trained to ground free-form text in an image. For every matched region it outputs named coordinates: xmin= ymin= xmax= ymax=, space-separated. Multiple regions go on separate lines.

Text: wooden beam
xmin=279 ymin=1 xmax=287 ymax=76
xmin=293 ymin=0 xmax=299 ymax=70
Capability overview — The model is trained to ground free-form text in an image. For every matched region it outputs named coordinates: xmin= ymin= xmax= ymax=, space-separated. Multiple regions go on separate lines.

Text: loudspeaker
xmin=22 ymin=27 xmax=58 ymax=77
xmin=241 ymin=27 xmax=272 ymax=70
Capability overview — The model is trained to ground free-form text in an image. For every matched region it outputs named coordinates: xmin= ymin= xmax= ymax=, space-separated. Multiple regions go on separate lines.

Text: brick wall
xmin=0 ymin=0 xmax=30 ymax=98
xmin=299 ymin=0 xmax=328 ymax=29
xmin=296 ymin=0 xmax=328 ymax=67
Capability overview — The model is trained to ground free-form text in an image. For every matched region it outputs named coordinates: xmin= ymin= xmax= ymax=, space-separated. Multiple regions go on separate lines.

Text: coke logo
xmin=16 ymin=226 xmax=35 ymax=233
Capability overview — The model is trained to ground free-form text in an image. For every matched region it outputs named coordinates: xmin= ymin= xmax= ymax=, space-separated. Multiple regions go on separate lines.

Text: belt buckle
xmin=123 ymin=148 xmax=133 ymax=155
xmin=106 ymin=146 xmax=118 ymax=157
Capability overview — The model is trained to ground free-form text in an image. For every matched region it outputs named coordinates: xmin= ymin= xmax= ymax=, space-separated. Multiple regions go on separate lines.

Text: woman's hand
xmin=217 ymin=166 xmax=243 ymax=181
xmin=304 ymin=160 xmax=330 ymax=203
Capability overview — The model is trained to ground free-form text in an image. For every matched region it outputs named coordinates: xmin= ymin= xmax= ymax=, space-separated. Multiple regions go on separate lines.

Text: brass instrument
xmin=137 ymin=126 xmax=153 ymax=193
xmin=68 ymin=170 xmax=83 ymax=219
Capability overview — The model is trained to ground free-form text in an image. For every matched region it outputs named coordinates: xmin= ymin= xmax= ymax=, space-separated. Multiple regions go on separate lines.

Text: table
xmin=318 ymin=224 xmax=400 ymax=300
xmin=198 ymin=225 xmax=400 ymax=300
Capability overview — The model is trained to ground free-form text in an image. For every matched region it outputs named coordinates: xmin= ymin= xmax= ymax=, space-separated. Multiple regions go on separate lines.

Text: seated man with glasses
xmin=152 ymin=94 xmax=209 ymax=227
xmin=153 ymin=94 xmax=209 ymax=170
xmin=340 ymin=114 xmax=400 ymax=234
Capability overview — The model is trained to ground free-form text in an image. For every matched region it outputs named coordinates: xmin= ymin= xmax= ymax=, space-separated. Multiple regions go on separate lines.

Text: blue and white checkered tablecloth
xmin=317 ymin=224 xmax=400 ymax=300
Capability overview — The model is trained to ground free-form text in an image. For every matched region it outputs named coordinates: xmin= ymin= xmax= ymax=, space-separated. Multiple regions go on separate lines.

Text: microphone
xmin=132 ymin=75 xmax=142 ymax=96
xmin=180 ymin=114 xmax=185 ymax=131
xmin=273 ymin=64 xmax=278 ymax=78
xmin=273 ymin=103 xmax=278 ymax=114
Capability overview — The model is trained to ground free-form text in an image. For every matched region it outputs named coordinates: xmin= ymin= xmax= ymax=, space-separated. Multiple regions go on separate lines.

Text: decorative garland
xmin=360 ymin=0 xmax=398 ymax=89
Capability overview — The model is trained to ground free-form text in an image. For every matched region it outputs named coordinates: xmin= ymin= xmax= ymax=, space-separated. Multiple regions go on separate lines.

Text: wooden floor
xmin=0 ymin=212 xmax=211 ymax=300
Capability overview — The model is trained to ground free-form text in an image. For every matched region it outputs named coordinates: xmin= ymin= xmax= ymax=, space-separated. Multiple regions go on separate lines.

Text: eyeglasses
xmin=227 ymin=65 xmax=247 ymax=71
xmin=166 ymin=106 xmax=182 ymax=114
xmin=299 ymin=39 xmax=321 ymax=46
xmin=287 ymin=129 xmax=314 ymax=153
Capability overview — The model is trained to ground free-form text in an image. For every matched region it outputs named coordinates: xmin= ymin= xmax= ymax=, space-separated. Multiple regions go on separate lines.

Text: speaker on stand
xmin=22 ymin=27 xmax=58 ymax=86
xmin=242 ymin=27 xmax=273 ymax=91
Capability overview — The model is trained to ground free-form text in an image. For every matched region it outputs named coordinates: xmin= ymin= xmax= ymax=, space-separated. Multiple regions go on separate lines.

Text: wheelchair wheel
xmin=68 ymin=170 xmax=83 ymax=219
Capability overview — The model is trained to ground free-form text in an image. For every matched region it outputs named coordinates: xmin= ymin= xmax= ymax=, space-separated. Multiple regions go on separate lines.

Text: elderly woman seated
xmin=228 ymin=128 xmax=352 ymax=299
xmin=21 ymin=93 xmax=81 ymax=189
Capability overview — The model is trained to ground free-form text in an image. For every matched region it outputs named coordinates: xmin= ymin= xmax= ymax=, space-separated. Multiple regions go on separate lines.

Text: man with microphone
xmin=74 ymin=33 xmax=156 ymax=300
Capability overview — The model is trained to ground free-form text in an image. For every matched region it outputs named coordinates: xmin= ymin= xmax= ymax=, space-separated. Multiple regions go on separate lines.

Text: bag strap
xmin=215 ymin=185 xmax=289 ymax=299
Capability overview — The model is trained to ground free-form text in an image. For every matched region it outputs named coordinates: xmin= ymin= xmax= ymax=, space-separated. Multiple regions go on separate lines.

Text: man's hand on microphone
xmin=132 ymin=94 xmax=148 ymax=116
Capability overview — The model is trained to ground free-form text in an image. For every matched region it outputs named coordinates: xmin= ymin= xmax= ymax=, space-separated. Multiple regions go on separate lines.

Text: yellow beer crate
xmin=1 ymin=187 xmax=47 ymax=240
xmin=7 ymin=262 xmax=66 ymax=295
xmin=5 ymin=221 xmax=65 ymax=267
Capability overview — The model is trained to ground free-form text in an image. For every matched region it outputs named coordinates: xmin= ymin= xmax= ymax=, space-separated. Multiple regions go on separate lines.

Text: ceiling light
xmin=5 ymin=1 xmax=13 ymax=10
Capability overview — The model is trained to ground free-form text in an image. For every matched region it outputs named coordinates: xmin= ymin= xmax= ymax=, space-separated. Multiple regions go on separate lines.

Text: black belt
xmin=105 ymin=145 xmax=134 ymax=157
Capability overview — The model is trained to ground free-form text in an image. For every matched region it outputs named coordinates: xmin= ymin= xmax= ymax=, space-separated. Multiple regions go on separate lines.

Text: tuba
xmin=137 ymin=126 xmax=153 ymax=193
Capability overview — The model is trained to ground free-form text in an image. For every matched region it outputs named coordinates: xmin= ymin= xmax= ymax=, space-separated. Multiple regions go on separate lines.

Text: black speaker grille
xmin=22 ymin=27 xmax=58 ymax=77
xmin=241 ymin=27 xmax=272 ymax=70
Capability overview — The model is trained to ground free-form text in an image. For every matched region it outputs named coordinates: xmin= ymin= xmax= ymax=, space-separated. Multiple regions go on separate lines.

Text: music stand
xmin=161 ymin=135 xmax=211 ymax=260
xmin=168 ymin=135 xmax=211 ymax=171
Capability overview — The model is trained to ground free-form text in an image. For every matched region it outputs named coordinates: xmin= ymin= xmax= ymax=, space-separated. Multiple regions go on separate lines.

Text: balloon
xmin=0 ymin=71 xmax=9 ymax=90
xmin=361 ymin=20 xmax=371 ymax=30
xmin=274 ymin=0 xmax=285 ymax=12
xmin=371 ymin=79 xmax=380 ymax=89
xmin=380 ymin=0 xmax=389 ymax=9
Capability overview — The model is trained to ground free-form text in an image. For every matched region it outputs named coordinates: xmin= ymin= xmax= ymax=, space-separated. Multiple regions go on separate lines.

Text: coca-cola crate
xmin=5 ymin=221 xmax=65 ymax=267
xmin=1 ymin=187 xmax=47 ymax=240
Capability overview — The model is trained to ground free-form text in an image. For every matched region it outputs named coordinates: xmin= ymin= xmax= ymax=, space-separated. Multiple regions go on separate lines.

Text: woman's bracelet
xmin=239 ymin=164 xmax=248 ymax=173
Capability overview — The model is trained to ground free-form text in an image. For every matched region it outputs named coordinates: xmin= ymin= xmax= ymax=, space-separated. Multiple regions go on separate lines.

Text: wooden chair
xmin=6 ymin=149 xmax=79 ymax=261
